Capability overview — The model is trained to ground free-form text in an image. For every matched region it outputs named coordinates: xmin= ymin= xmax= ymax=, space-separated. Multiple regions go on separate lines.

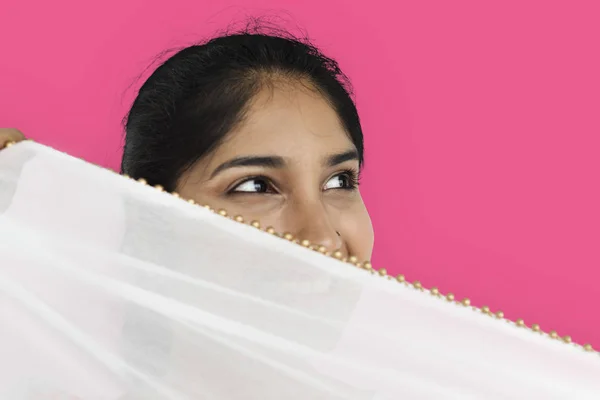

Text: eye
xmin=230 ymin=177 xmax=274 ymax=194
xmin=324 ymin=170 xmax=359 ymax=191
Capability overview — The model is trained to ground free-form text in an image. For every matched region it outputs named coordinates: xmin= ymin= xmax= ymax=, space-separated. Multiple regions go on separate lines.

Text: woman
xmin=1 ymin=29 xmax=374 ymax=261
xmin=4 ymin=34 xmax=600 ymax=400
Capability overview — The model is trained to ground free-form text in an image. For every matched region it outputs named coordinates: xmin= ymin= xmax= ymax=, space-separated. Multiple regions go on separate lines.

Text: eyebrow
xmin=326 ymin=149 xmax=359 ymax=167
xmin=210 ymin=149 xmax=359 ymax=178
xmin=210 ymin=156 xmax=285 ymax=178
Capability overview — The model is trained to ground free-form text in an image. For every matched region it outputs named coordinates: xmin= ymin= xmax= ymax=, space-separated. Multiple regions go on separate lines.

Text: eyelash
xmin=227 ymin=175 xmax=277 ymax=195
xmin=227 ymin=169 xmax=361 ymax=195
xmin=333 ymin=168 xmax=361 ymax=191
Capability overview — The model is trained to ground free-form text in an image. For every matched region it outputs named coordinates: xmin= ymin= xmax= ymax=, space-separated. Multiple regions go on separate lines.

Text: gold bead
xmin=137 ymin=178 xmax=147 ymax=185
xmin=446 ymin=293 xmax=455 ymax=301
xmin=283 ymin=232 xmax=294 ymax=241
xmin=481 ymin=306 xmax=491 ymax=315
xmin=266 ymin=227 xmax=276 ymax=234
xmin=122 ymin=174 xmax=130 ymax=179
xmin=583 ymin=344 xmax=594 ymax=352
xmin=495 ymin=311 xmax=504 ymax=319
xmin=549 ymin=330 xmax=559 ymax=339
xmin=234 ymin=215 xmax=244 ymax=223
xmin=172 ymin=192 xmax=180 ymax=198
xmin=562 ymin=336 xmax=572 ymax=343
xmin=531 ymin=324 xmax=541 ymax=332
xmin=300 ymin=239 xmax=311 ymax=247
xmin=218 ymin=209 xmax=228 ymax=217
xmin=251 ymin=221 xmax=261 ymax=228
xmin=516 ymin=319 xmax=525 ymax=327
xmin=154 ymin=185 xmax=164 ymax=192
xmin=396 ymin=274 xmax=406 ymax=283
xmin=378 ymin=268 xmax=387 ymax=276
xmin=461 ymin=298 xmax=471 ymax=306
xmin=413 ymin=281 xmax=423 ymax=290
xmin=317 ymin=245 xmax=327 ymax=254
xmin=348 ymin=256 xmax=358 ymax=263
xmin=430 ymin=287 xmax=440 ymax=296
xmin=362 ymin=261 xmax=372 ymax=270
xmin=187 ymin=199 xmax=196 ymax=205
xmin=332 ymin=250 xmax=343 ymax=259
xmin=4 ymin=140 xmax=15 ymax=148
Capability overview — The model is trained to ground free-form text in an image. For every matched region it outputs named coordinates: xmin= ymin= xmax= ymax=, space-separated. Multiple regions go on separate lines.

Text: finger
xmin=0 ymin=128 xmax=26 ymax=148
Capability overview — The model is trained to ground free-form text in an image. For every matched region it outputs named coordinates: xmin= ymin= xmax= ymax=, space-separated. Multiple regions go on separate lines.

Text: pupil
xmin=254 ymin=180 xmax=267 ymax=192
xmin=339 ymin=175 xmax=349 ymax=187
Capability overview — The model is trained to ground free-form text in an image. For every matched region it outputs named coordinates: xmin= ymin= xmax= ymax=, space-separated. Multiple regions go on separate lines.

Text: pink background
xmin=1 ymin=1 xmax=599 ymax=346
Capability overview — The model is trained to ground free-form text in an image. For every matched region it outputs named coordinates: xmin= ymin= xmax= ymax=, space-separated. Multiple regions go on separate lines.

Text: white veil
xmin=1 ymin=141 xmax=599 ymax=399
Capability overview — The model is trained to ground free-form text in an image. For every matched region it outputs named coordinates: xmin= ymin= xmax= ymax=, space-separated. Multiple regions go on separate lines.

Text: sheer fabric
xmin=1 ymin=142 xmax=599 ymax=399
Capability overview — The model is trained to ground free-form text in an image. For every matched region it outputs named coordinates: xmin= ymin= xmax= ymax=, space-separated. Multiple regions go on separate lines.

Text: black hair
xmin=122 ymin=26 xmax=364 ymax=192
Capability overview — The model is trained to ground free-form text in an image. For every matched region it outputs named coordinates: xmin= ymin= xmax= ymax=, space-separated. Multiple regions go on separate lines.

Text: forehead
xmin=208 ymin=83 xmax=355 ymax=163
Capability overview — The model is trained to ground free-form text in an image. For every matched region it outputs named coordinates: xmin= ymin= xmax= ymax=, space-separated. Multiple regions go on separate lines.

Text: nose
xmin=292 ymin=201 xmax=344 ymax=254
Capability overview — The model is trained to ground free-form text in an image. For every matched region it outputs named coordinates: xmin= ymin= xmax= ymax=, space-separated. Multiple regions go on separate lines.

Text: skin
xmin=1 ymin=81 xmax=374 ymax=260
xmin=178 ymin=81 xmax=374 ymax=260
xmin=0 ymin=128 xmax=25 ymax=148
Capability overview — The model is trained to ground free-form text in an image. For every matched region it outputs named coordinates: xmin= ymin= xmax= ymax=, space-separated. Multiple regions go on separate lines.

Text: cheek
xmin=180 ymin=188 xmax=286 ymax=228
xmin=340 ymin=201 xmax=375 ymax=260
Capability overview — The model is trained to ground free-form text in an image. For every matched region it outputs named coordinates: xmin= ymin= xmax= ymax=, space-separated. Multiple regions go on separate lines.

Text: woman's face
xmin=177 ymin=81 xmax=374 ymax=261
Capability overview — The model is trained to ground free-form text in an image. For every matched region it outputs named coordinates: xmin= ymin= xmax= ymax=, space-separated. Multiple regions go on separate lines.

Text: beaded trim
xmin=1 ymin=139 xmax=597 ymax=355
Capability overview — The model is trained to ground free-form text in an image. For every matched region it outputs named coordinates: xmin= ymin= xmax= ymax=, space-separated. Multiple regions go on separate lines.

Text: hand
xmin=0 ymin=128 xmax=26 ymax=149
